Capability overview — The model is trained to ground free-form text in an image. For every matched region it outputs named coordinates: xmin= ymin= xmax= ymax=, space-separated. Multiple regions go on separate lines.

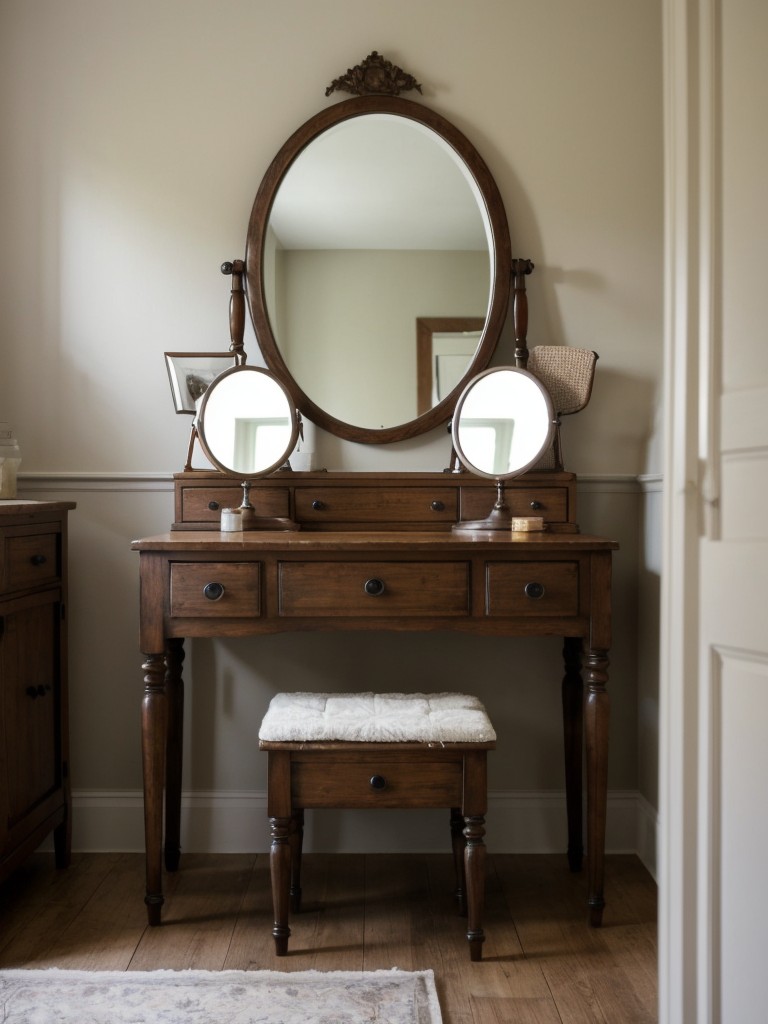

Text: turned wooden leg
xmin=270 ymin=816 xmax=292 ymax=955
xmin=585 ymin=645 xmax=610 ymax=927
xmin=450 ymin=807 xmax=467 ymax=915
xmin=141 ymin=653 xmax=168 ymax=925
xmin=164 ymin=638 xmax=184 ymax=873
xmin=562 ymin=636 xmax=584 ymax=872
xmin=289 ymin=809 xmax=304 ymax=913
xmin=463 ymin=815 xmax=487 ymax=961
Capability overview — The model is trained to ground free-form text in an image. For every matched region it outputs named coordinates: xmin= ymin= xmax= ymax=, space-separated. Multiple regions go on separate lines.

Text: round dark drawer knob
xmin=25 ymin=686 xmax=39 ymax=699
xmin=311 ymin=500 xmax=326 ymax=511
xmin=370 ymin=775 xmax=387 ymax=790
xmin=208 ymin=500 xmax=220 ymax=511
xmin=524 ymin=581 xmax=545 ymax=600
xmin=203 ymin=582 xmax=225 ymax=601
xmin=529 ymin=500 xmax=543 ymax=510
xmin=30 ymin=554 xmax=47 ymax=566
xmin=363 ymin=578 xmax=385 ymax=596
xmin=430 ymin=500 xmax=445 ymax=512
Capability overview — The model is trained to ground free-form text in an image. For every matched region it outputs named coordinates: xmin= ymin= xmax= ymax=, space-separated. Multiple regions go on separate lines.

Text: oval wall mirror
xmin=451 ymin=366 xmax=556 ymax=533
xmin=197 ymin=365 xmax=301 ymax=529
xmin=246 ymin=95 xmax=512 ymax=444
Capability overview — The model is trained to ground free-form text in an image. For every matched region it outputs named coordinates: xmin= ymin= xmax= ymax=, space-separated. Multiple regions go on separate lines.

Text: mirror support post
xmin=222 ymin=260 xmax=247 ymax=365
xmin=512 ymin=259 xmax=535 ymax=369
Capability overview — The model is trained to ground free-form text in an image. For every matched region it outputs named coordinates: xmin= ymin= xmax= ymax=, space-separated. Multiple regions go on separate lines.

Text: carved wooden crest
xmin=325 ymin=51 xmax=422 ymax=97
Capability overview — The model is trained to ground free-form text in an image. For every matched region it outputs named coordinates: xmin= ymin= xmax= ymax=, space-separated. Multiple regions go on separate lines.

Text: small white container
xmin=0 ymin=424 xmax=22 ymax=499
xmin=220 ymin=507 xmax=242 ymax=532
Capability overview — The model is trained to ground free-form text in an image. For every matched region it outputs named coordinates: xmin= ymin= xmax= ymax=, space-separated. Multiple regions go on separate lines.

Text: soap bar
xmin=510 ymin=516 xmax=545 ymax=532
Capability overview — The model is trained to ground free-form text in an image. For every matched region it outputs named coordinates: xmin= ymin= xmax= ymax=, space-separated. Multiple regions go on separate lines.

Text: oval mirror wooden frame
xmin=245 ymin=95 xmax=512 ymax=444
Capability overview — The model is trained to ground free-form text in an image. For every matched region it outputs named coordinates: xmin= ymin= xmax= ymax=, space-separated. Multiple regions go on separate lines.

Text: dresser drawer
xmin=460 ymin=486 xmax=569 ymax=523
xmin=170 ymin=562 xmax=261 ymax=617
xmin=180 ymin=486 xmax=290 ymax=524
xmin=1 ymin=528 xmax=60 ymax=595
xmin=486 ymin=561 xmax=579 ymax=617
xmin=279 ymin=561 xmax=470 ymax=617
xmin=295 ymin=487 xmax=457 ymax=524
xmin=292 ymin=755 xmax=463 ymax=808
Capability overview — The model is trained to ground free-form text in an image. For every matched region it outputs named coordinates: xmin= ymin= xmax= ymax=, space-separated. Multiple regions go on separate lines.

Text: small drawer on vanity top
xmin=180 ymin=486 xmax=289 ymax=524
xmin=486 ymin=561 xmax=579 ymax=617
xmin=170 ymin=562 xmax=261 ymax=617
xmin=460 ymin=487 xmax=569 ymax=524
xmin=279 ymin=561 xmax=469 ymax=617
xmin=2 ymin=527 xmax=60 ymax=594
xmin=295 ymin=487 xmax=457 ymax=523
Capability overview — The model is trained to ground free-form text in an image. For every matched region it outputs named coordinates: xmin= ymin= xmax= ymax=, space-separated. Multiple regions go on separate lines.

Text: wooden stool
xmin=258 ymin=692 xmax=496 ymax=961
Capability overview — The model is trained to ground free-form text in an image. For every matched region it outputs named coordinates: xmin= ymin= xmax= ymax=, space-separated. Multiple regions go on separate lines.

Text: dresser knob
xmin=30 ymin=554 xmax=47 ymax=566
xmin=208 ymin=501 xmax=220 ymax=511
xmin=430 ymin=500 xmax=445 ymax=512
xmin=524 ymin=582 xmax=545 ymax=600
xmin=363 ymin=578 xmax=385 ymax=596
xmin=203 ymin=582 xmax=225 ymax=601
xmin=370 ymin=775 xmax=387 ymax=790
xmin=529 ymin=501 xmax=543 ymax=510
xmin=311 ymin=500 xmax=326 ymax=511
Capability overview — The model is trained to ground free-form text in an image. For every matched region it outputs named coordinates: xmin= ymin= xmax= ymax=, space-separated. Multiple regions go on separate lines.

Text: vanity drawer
xmin=295 ymin=487 xmax=457 ymax=524
xmin=1 ymin=527 xmax=60 ymax=595
xmin=279 ymin=561 xmax=470 ymax=617
xmin=170 ymin=562 xmax=261 ymax=617
xmin=292 ymin=755 xmax=463 ymax=808
xmin=180 ymin=486 xmax=290 ymax=524
xmin=460 ymin=486 xmax=569 ymax=524
xmin=486 ymin=561 xmax=579 ymax=617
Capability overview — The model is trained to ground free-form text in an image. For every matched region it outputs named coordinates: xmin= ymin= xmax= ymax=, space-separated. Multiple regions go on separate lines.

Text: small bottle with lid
xmin=0 ymin=423 xmax=22 ymax=499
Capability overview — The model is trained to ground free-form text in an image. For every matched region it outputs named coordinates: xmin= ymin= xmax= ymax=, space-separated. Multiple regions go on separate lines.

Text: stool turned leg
xmin=289 ymin=809 xmax=304 ymax=913
xmin=464 ymin=815 xmax=487 ymax=961
xmin=450 ymin=808 xmax=467 ymax=915
xmin=269 ymin=816 xmax=292 ymax=955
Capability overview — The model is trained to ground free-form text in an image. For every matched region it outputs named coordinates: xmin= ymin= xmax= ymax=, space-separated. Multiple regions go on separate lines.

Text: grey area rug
xmin=0 ymin=968 xmax=443 ymax=1024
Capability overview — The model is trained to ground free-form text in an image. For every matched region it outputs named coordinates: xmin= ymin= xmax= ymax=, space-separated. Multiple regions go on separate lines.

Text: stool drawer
xmin=170 ymin=562 xmax=261 ymax=617
xmin=278 ymin=561 xmax=470 ymax=617
xmin=291 ymin=756 xmax=463 ymax=808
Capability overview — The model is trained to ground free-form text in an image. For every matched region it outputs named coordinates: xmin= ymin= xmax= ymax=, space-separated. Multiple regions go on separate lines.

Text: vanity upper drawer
xmin=460 ymin=486 xmax=569 ymax=523
xmin=279 ymin=561 xmax=470 ymax=617
xmin=295 ymin=487 xmax=457 ymax=524
xmin=170 ymin=562 xmax=261 ymax=617
xmin=1 ymin=527 xmax=60 ymax=595
xmin=486 ymin=561 xmax=579 ymax=617
xmin=179 ymin=486 xmax=290 ymax=524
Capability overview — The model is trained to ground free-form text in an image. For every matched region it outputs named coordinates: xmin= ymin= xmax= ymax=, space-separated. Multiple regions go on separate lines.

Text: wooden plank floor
xmin=0 ymin=852 xmax=657 ymax=1023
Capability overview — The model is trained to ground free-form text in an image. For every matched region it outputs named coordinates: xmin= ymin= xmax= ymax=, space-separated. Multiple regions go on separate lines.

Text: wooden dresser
xmin=133 ymin=471 xmax=617 ymax=927
xmin=0 ymin=500 xmax=75 ymax=880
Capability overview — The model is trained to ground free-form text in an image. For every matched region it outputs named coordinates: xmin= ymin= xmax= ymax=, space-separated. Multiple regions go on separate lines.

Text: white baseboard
xmin=52 ymin=789 xmax=657 ymax=866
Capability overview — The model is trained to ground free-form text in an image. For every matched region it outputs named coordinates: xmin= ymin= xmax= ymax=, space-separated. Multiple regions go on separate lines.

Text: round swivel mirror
xmin=451 ymin=367 xmax=556 ymax=533
xmin=246 ymin=95 xmax=511 ymax=444
xmin=197 ymin=365 xmax=301 ymax=530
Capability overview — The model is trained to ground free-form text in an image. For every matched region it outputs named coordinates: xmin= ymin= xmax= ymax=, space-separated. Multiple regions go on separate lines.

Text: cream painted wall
xmin=0 ymin=0 xmax=663 ymax=853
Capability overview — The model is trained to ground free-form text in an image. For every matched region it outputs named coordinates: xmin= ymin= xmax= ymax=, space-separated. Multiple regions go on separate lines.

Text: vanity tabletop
xmin=131 ymin=530 xmax=619 ymax=551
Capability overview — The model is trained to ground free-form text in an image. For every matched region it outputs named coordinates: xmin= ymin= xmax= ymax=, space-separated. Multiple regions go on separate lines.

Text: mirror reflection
xmin=263 ymin=115 xmax=491 ymax=430
xmin=197 ymin=365 xmax=299 ymax=478
xmin=452 ymin=367 xmax=556 ymax=533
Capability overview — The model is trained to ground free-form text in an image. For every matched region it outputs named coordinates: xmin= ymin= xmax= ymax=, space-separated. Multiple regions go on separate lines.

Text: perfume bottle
xmin=0 ymin=424 xmax=22 ymax=499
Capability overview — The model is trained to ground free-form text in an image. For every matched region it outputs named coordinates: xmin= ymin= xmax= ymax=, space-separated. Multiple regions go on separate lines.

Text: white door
xmin=661 ymin=1 xmax=768 ymax=1021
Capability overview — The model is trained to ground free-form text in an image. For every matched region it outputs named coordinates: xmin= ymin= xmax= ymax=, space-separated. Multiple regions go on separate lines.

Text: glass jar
xmin=0 ymin=424 xmax=22 ymax=499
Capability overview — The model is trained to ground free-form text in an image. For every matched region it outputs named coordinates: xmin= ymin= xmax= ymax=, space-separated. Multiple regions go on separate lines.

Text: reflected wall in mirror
xmin=247 ymin=95 xmax=512 ymax=444
xmin=197 ymin=365 xmax=301 ymax=531
xmin=452 ymin=367 xmax=556 ymax=533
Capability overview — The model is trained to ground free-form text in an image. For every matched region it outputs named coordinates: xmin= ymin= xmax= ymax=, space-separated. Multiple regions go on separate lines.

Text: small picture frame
xmin=164 ymin=352 xmax=236 ymax=414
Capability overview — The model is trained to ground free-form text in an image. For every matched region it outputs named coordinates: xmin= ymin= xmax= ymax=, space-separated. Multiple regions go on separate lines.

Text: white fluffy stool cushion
xmin=258 ymin=692 xmax=496 ymax=744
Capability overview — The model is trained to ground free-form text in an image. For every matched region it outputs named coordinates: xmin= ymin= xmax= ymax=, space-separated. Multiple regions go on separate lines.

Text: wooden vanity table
xmin=138 ymin=53 xmax=619 ymax=936
xmin=133 ymin=470 xmax=617 ymax=927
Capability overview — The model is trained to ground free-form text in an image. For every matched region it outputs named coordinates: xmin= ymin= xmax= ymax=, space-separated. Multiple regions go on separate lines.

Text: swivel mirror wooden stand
xmin=132 ymin=53 xmax=618 ymax=936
